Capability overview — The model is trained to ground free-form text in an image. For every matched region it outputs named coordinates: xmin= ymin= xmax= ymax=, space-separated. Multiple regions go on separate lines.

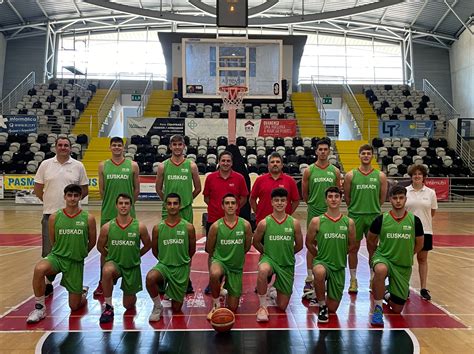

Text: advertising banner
xmin=379 ymin=120 xmax=434 ymax=138
xmin=138 ymin=175 xmax=160 ymax=201
xmin=0 ymin=115 xmax=38 ymax=134
xmin=127 ymin=118 xmax=185 ymax=137
xmin=390 ymin=177 xmax=450 ymax=201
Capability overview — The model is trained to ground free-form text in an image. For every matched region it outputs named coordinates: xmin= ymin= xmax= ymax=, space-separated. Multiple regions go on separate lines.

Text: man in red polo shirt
xmin=203 ymin=150 xmax=249 ymax=294
xmin=250 ymin=152 xmax=300 ymax=224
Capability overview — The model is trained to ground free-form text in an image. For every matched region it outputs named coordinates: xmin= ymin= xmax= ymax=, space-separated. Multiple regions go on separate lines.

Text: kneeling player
xmin=27 ymin=184 xmax=96 ymax=323
xmin=253 ymin=188 xmax=303 ymax=322
xmin=306 ymin=187 xmax=356 ymax=323
xmin=206 ymin=194 xmax=252 ymax=319
xmin=97 ymin=194 xmax=151 ymax=324
xmin=146 ymin=193 xmax=196 ymax=321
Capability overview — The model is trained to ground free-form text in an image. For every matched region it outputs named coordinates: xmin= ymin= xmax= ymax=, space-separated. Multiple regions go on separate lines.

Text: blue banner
xmin=0 ymin=115 xmax=38 ymax=134
xmin=379 ymin=120 xmax=434 ymax=138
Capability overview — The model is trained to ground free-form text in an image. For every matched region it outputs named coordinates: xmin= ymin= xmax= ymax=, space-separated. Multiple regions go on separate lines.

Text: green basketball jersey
xmin=213 ymin=217 xmax=247 ymax=271
xmin=101 ymin=159 xmax=136 ymax=225
xmin=307 ymin=164 xmax=338 ymax=215
xmin=157 ymin=219 xmax=190 ymax=266
xmin=263 ymin=215 xmax=296 ymax=267
xmin=106 ymin=218 xmax=141 ymax=268
xmin=348 ymin=168 xmax=381 ymax=215
xmin=163 ymin=159 xmax=193 ymax=208
xmin=316 ymin=214 xmax=350 ymax=270
xmin=52 ymin=209 xmax=89 ymax=262
xmin=374 ymin=212 xmax=416 ymax=267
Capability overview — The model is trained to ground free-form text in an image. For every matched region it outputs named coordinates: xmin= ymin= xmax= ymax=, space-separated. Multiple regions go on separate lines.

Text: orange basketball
xmin=210 ymin=307 xmax=235 ymax=332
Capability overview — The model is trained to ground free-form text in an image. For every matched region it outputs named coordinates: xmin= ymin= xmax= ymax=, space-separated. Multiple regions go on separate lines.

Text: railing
xmin=342 ymin=82 xmax=365 ymax=139
xmin=137 ymin=75 xmax=153 ymax=117
xmin=447 ymin=119 xmax=474 ymax=173
xmin=423 ymin=79 xmax=460 ymax=121
xmin=0 ymin=72 xmax=35 ymax=115
xmin=97 ymin=78 xmax=120 ymax=136
xmin=310 ymin=76 xmax=329 ymax=135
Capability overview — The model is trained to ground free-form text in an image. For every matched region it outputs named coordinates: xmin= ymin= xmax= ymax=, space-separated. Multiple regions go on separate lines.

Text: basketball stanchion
xmin=219 ymin=85 xmax=248 ymax=145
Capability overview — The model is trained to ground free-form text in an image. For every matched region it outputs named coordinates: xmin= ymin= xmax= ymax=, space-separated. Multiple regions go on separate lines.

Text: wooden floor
xmin=0 ymin=204 xmax=473 ymax=353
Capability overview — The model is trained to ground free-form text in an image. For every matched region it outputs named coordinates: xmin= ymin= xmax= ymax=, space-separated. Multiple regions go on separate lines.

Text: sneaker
xmin=93 ymin=282 xmax=103 ymax=297
xmin=348 ymin=278 xmax=358 ymax=294
xmin=148 ymin=304 xmax=163 ymax=322
xmin=318 ymin=305 xmax=329 ymax=323
xmin=204 ymin=284 xmax=211 ymax=295
xmin=256 ymin=306 xmax=269 ymax=322
xmin=267 ymin=286 xmax=277 ymax=300
xmin=99 ymin=304 xmax=114 ymax=324
xmin=207 ymin=306 xmax=219 ymax=321
xmin=304 ymin=275 xmax=314 ymax=283
xmin=370 ymin=305 xmax=384 ymax=326
xmin=45 ymin=284 xmax=54 ymax=298
xmin=302 ymin=282 xmax=316 ymax=300
xmin=26 ymin=304 xmax=46 ymax=324
xmin=420 ymin=288 xmax=431 ymax=301
xmin=383 ymin=289 xmax=390 ymax=304
xmin=220 ymin=287 xmax=228 ymax=297
xmin=186 ymin=280 xmax=194 ymax=294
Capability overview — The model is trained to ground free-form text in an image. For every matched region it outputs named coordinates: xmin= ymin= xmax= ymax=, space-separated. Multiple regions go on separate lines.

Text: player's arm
xmin=414 ymin=216 xmax=425 ymax=254
xmin=367 ymin=215 xmax=383 ymax=261
xmin=379 ymin=171 xmax=388 ymax=206
xmin=243 ymin=220 xmax=253 ymax=253
xmin=190 ymin=161 xmax=202 ymax=199
xmin=151 ymin=225 xmax=159 ymax=259
xmin=87 ymin=214 xmax=97 ymax=252
xmin=138 ymin=222 xmax=151 ymax=256
xmin=48 ymin=212 xmax=57 ymax=247
xmin=205 ymin=222 xmax=218 ymax=256
xmin=335 ymin=167 xmax=342 ymax=188
xmin=301 ymin=167 xmax=310 ymax=203
xmin=343 ymin=170 xmax=353 ymax=206
xmin=187 ymin=223 xmax=197 ymax=258
xmin=305 ymin=217 xmax=319 ymax=257
xmin=132 ymin=161 xmax=140 ymax=202
xmin=252 ymin=219 xmax=266 ymax=254
xmin=348 ymin=218 xmax=357 ymax=254
xmin=293 ymin=218 xmax=303 ymax=253
xmin=98 ymin=161 xmax=105 ymax=198
xmin=155 ymin=163 xmax=164 ymax=200
xmin=97 ymin=223 xmax=110 ymax=257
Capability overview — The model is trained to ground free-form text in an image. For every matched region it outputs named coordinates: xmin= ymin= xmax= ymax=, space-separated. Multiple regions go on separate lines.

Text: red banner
xmin=425 ymin=177 xmax=450 ymax=201
xmin=258 ymin=119 xmax=297 ymax=137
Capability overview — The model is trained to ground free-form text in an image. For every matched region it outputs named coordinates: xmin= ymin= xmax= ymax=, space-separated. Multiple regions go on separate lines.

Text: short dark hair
xmin=55 ymin=137 xmax=71 ymax=146
xmin=268 ymin=151 xmax=282 ymax=163
xmin=218 ymin=150 xmax=233 ymax=162
xmin=169 ymin=135 xmax=185 ymax=144
xmin=64 ymin=184 xmax=82 ymax=195
xmin=359 ymin=144 xmax=374 ymax=154
xmin=271 ymin=187 xmax=288 ymax=199
xmin=325 ymin=186 xmax=342 ymax=197
xmin=222 ymin=193 xmax=237 ymax=204
xmin=116 ymin=193 xmax=133 ymax=204
xmin=316 ymin=137 xmax=331 ymax=149
xmin=389 ymin=185 xmax=407 ymax=197
xmin=166 ymin=192 xmax=181 ymax=203
xmin=110 ymin=137 xmax=124 ymax=145
xmin=408 ymin=164 xmax=428 ymax=178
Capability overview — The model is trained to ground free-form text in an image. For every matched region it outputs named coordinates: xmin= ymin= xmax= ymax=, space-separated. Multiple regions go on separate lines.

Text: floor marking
xmin=406 ymin=329 xmax=420 ymax=354
xmin=0 ymin=247 xmax=38 ymax=257
xmin=35 ymin=331 xmax=51 ymax=354
xmin=431 ymin=251 xmax=473 ymax=262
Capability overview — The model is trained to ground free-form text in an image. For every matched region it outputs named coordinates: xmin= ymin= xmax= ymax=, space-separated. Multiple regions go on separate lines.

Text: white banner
xmin=185 ymin=119 xmax=262 ymax=139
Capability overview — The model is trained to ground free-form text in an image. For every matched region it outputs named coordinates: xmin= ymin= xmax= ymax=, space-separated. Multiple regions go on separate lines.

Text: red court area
xmin=0 ymin=235 xmax=468 ymax=332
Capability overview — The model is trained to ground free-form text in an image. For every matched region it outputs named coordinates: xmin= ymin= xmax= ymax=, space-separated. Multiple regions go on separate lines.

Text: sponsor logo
xmin=356 ymin=184 xmax=376 ymax=190
xmin=75 ymin=221 xmax=85 ymax=226
xmin=177 ymin=230 xmax=185 ymax=236
xmin=402 ymin=225 xmax=412 ymax=231
xmin=221 ymin=239 xmax=244 ymax=245
xmin=284 ymin=227 xmax=293 ymax=233
xmin=339 ymin=225 xmax=348 ymax=231
xmin=167 ymin=175 xmax=188 ymax=181
xmin=181 ymin=168 xmax=189 ymax=173
xmin=229 ymin=183 xmax=235 ymax=187
xmin=121 ymin=168 xmax=130 ymax=172
xmin=106 ymin=174 xmax=130 ymax=180
xmin=236 ymin=231 xmax=244 ymax=236
xmin=370 ymin=178 xmax=378 ymax=182
xmin=313 ymin=177 xmax=334 ymax=183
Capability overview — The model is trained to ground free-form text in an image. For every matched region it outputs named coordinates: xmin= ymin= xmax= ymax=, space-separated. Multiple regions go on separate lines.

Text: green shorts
xmin=162 ymin=204 xmax=193 ymax=223
xmin=371 ymin=255 xmax=412 ymax=301
xmin=313 ymin=260 xmax=345 ymax=302
xmin=109 ymin=261 xmax=143 ymax=295
xmin=45 ymin=254 xmax=84 ymax=294
xmin=259 ymin=255 xmax=294 ymax=296
xmin=349 ymin=213 xmax=379 ymax=241
xmin=306 ymin=205 xmax=325 ymax=226
xmin=211 ymin=259 xmax=243 ymax=298
xmin=153 ymin=262 xmax=190 ymax=302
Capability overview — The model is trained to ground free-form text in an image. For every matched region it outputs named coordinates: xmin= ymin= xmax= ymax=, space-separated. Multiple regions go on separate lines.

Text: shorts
xmin=45 ymin=254 xmax=84 ymax=294
xmin=109 ymin=261 xmax=142 ymax=295
xmin=162 ymin=204 xmax=193 ymax=223
xmin=313 ymin=260 xmax=345 ymax=302
xmin=306 ymin=205 xmax=325 ymax=226
xmin=349 ymin=213 xmax=379 ymax=241
xmin=211 ymin=259 xmax=243 ymax=298
xmin=259 ymin=255 xmax=294 ymax=296
xmin=422 ymin=233 xmax=433 ymax=251
xmin=371 ymin=255 xmax=411 ymax=302
xmin=152 ymin=262 xmax=190 ymax=302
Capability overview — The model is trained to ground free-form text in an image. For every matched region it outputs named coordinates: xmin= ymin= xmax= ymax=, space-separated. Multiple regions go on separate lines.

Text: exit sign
xmin=131 ymin=94 xmax=141 ymax=102
xmin=323 ymin=96 xmax=332 ymax=104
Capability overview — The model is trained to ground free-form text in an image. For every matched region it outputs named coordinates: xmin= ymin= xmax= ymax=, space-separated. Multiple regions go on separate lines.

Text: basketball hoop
xmin=219 ymin=85 xmax=248 ymax=111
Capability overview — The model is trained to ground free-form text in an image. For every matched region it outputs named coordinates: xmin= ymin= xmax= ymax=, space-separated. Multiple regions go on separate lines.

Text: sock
xmin=212 ymin=298 xmax=220 ymax=308
xmin=350 ymin=269 xmax=356 ymax=280
xmin=35 ymin=296 xmax=45 ymax=308
xmin=370 ymin=269 xmax=374 ymax=280
xmin=318 ymin=300 xmax=326 ymax=307
xmin=152 ymin=295 xmax=162 ymax=307
xmin=374 ymin=299 xmax=383 ymax=308
xmin=384 ymin=291 xmax=391 ymax=302
xmin=45 ymin=278 xmax=52 ymax=285
xmin=258 ymin=294 xmax=267 ymax=308
xmin=105 ymin=297 xmax=113 ymax=307
xmin=307 ymin=269 xmax=313 ymax=278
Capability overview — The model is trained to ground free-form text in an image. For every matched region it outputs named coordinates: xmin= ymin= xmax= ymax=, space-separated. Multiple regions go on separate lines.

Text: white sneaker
xmin=82 ymin=286 xmax=89 ymax=299
xmin=267 ymin=286 xmax=277 ymax=300
xmin=27 ymin=305 xmax=46 ymax=324
xmin=220 ymin=287 xmax=228 ymax=297
xmin=256 ymin=306 xmax=269 ymax=322
xmin=148 ymin=304 xmax=163 ymax=322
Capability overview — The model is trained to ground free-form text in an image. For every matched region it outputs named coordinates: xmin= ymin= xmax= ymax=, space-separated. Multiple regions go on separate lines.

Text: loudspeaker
xmin=217 ymin=0 xmax=248 ymax=28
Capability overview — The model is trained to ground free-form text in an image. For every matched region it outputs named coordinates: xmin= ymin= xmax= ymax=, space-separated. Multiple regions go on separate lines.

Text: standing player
xmin=301 ymin=138 xmax=341 ymax=298
xmin=305 ymin=187 xmax=356 ymax=323
xmin=367 ymin=185 xmax=424 ymax=326
xmin=97 ymin=194 xmax=151 ymax=324
xmin=253 ymin=188 xmax=303 ymax=322
xmin=34 ymin=136 xmax=89 ymax=297
xmin=343 ymin=144 xmax=387 ymax=293
xmin=206 ymin=194 xmax=253 ymax=318
xmin=146 ymin=193 xmax=196 ymax=321
xmin=94 ymin=136 xmax=140 ymax=297
xmin=27 ymin=184 xmax=96 ymax=323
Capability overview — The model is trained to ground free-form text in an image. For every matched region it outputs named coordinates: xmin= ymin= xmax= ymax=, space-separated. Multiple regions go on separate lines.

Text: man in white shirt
xmin=34 ymin=136 xmax=89 ymax=296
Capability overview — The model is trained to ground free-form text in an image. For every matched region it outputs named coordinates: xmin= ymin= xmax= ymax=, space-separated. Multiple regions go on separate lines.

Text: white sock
xmin=35 ymin=296 xmax=45 ymax=308
xmin=105 ymin=297 xmax=113 ymax=307
xmin=152 ymin=295 xmax=161 ymax=307
xmin=350 ymin=269 xmax=357 ymax=280
xmin=212 ymin=298 xmax=220 ymax=308
xmin=307 ymin=269 xmax=313 ymax=278
xmin=258 ymin=294 xmax=267 ymax=308
xmin=45 ymin=278 xmax=52 ymax=285
xmin=374 ymin=299 xmax=383 ymax=308
xmin=318 ymin=300 xmax=326 ymax=307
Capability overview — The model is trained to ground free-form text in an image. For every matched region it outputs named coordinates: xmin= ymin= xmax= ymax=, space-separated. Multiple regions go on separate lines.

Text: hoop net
xmin=219 ymin=85 xmax=248 ymax=111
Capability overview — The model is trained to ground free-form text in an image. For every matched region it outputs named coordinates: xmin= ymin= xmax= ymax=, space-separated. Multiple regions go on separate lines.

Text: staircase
xmin=336 ymin=140 xmax=381 ymax=173
xmin=291 ymin=92 xmax=327 ymax=137
xmin=353 ymin=94 xmax=379 ymax=141
xmin=81 ymin=137 xmax=112 ymax=200
xmin=143 ymin=90 xmax=174 ymax=117
xmin=72 ymin=89 xmax=108 ymax=137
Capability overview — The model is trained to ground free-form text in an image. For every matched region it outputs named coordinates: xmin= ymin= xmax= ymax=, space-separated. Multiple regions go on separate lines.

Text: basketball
xmin=210 ymin=308 xmax=235 ymax=332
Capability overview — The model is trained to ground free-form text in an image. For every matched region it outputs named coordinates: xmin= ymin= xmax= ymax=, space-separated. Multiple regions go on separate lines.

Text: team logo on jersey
xmin=229 ymin=183 xmax=235 ymax=187
xmin=75 ymin=221 xmax=85 ymax=226
xmin=121 ymin=167 xmax=130 ymax=172
xmin=284 ymin=227 xmax=293 ymax=233
xmin=402 ymin=225 xmax=412 ymax=231
xmin=236 ymin=230 xmax=244 ymax=236
xmin=370 ymin=177 xmax=377 ymax=182
xmin=127 ymin=232 xmax=137 ymax=238
xmin=339 ymin=225 xmax=348 ymax=231
xmin=181 ymin=168 xmax=189 ymax=173
xmin=177 ymin=230 xmax=185 ymax=236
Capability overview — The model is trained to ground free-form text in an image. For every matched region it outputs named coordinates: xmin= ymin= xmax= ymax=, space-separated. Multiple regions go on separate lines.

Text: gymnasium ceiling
xmin=0 ymin=0 xmax=472 ymax=48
